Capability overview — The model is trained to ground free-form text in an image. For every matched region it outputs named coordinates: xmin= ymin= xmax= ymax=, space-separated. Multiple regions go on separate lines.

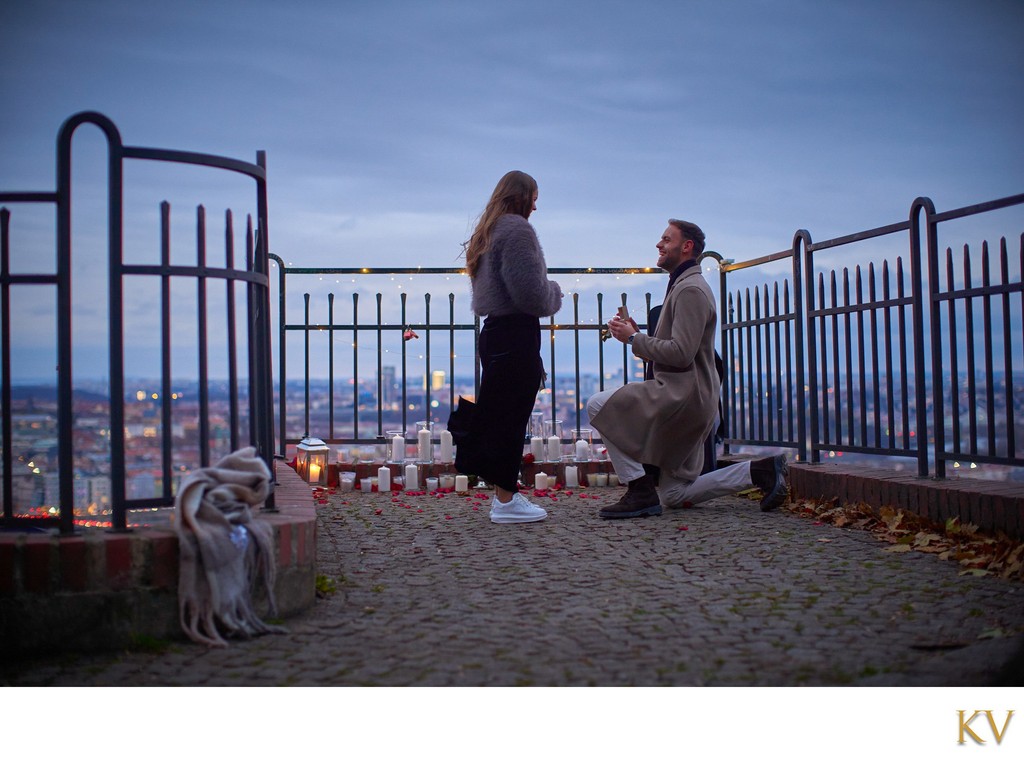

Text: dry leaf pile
xmin=781 ymin=497 xmax=1024 ymax=581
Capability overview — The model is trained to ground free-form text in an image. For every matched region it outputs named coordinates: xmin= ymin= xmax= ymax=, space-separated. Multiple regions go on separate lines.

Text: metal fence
xmin=3 ymin=113 xmax=1020 ymax=535
xmin=719 ymin=193 xmax=1024 ymax=479
xmin=0 ymin=112 xmax=274 ymax=532
xmin=270 ymin=263 xmax=671 ymax=456
xmin=276 ymin=193 xmax=1022 ymax=481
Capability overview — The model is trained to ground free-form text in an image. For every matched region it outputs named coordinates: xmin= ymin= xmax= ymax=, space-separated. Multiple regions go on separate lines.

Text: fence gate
xmin=0 ymin=112 xmax=275 ymax=533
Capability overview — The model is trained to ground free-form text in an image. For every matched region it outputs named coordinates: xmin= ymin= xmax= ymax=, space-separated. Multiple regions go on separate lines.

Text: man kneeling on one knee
xmin=588 ymin=218 xmax=788 ymax=519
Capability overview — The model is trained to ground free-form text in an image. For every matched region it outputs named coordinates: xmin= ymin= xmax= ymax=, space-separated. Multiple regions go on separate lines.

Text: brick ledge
xmin=785 ymin=462 xmax=1024 ymax=538
xmin=0 ymin=460 xmax=316 ymax=658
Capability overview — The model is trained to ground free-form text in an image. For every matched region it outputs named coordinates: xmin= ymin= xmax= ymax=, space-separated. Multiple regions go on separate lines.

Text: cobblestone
xmin=3 ymin=485 xmax=1023 ymax=686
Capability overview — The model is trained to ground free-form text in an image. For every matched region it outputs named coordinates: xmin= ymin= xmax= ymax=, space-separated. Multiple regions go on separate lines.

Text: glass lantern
xmin=528 ymin=410 xmax=545 ymax=440
xmin=414 ymin=421 xmax=434 ymax=464
xmin=386 ymin=429 xmax=406 ymax=463
xmin=572 ymin=428 xmax=594 ymax=462
xmin=296 ymin=436 xmax=330 ymax=486
xmin=545 ymin=419 xmax=563 ymax=463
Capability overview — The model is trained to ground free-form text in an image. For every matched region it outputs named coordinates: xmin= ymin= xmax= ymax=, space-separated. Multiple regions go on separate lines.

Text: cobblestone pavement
xmin=4 ymin=485 xmax=1024 ymax=686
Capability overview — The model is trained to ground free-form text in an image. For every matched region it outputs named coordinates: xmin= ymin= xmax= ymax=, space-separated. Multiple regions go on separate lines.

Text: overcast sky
xmin=2 ymin=0 xmax=1022 ymax=380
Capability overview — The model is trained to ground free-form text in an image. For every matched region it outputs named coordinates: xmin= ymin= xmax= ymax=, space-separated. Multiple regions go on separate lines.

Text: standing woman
xmin=451 ymin=171 xmax=562 ymax=523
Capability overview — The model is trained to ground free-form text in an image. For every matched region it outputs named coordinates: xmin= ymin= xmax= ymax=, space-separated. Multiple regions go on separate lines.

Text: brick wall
xmin=0 ymin=460 xmax=316 ymax=657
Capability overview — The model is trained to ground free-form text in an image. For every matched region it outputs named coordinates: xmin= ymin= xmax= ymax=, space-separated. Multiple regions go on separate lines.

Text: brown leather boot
xmin=750 ymin=455 xmax=788 ymax=511
xmin=599 ymin=472 xmax=662 ymax=519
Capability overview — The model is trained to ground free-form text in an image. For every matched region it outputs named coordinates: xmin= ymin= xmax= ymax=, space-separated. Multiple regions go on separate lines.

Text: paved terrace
xmin=3 ymin=463 xmax=1023 ymax=686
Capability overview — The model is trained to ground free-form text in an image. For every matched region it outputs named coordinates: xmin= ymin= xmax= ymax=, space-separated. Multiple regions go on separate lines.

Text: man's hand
xmin=607 ymin=315 xmax=639 ymax=343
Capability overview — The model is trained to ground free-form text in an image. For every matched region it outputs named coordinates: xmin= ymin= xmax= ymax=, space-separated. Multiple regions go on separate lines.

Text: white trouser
xmin=586 ymin=387 xmax=753 ymax=508
xmin=586 ymin=388 xmax=647 ymax=483
xmin=658 ymin=461 xmax=753 ymax=508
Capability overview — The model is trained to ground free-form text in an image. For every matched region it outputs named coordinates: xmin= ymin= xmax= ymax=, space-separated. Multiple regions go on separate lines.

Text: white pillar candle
xmin=455 ymin=474 xmax=469 ymax=494
xmin=391 ymin=434 xmax=405 ymax=462
xmin=564 ymin=465 xmax=579 ymax=487
xmin=417 ymin=428 xmax=432 ymax=462
xmin=439 ymin=474 xmax=455 ymax=489
xmin=377 ymin=466 xmax=391 ymax=492
xmin=530 ymin=436 xmax=544 ymax=457
xmin=595 ymin=473 xmax=608 ymax=487
xmin=439 ymin=430 xmax=453 ymax=462
xmin=575 ymin=439 xmax=590 ymax=461
xmin=535 ymin=471 xmax=548 ymax=491
xmin=308 ymin=463 xmax=321 ymax=483
xmin=547 ymin=435 xmax=560 ymax=462
xmin=426 ymin=477 xmax=439 ymax=492
xmin=405 ymin=463 xmax=419 ymax=490
xmin=360 ymin=477 xmax=373 ymax=492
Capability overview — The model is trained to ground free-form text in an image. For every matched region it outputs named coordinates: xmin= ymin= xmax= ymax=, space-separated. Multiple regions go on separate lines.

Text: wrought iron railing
xmin=270 ymin=263 xmax=672 ymax=456
xmin=276 ymin=193 xmax=1022 ymax=482
xmin=719 ymin=193 xmax=1024 ymax=479
xmin=0 ymin=112 xmax=274 ymax=532
xmin=3 ymin=113 xmax=1020 ymax=538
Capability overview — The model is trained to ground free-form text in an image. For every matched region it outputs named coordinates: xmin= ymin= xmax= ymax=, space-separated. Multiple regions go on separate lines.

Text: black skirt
xmin=448 ymin=313 xmax=543 ymax=490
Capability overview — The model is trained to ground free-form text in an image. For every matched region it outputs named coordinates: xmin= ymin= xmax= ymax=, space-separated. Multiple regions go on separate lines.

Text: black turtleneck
xmin=665 ymin=258 xmax=698 ymax=295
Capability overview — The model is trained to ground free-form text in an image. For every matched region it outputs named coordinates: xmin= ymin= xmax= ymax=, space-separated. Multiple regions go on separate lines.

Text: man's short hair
xmin=668 ymin=219 xmax=705 ymax=257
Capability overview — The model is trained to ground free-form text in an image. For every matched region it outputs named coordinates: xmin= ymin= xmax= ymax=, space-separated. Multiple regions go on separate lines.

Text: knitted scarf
xmin=174 ymin=446 xmax=285 ymax=647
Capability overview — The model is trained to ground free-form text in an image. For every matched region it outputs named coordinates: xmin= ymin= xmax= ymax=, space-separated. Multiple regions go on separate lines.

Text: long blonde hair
xmin=464 ymin=170 xmax=537 ymax=278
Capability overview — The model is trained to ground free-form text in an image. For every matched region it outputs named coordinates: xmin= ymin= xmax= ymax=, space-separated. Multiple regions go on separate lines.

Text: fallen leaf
xmin=977 ymin=627 xmax=1008 ymax=640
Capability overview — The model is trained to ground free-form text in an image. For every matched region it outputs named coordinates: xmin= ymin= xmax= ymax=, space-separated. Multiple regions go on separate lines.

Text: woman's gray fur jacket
xmin=470 ymin=213 xmax=562 ymax=319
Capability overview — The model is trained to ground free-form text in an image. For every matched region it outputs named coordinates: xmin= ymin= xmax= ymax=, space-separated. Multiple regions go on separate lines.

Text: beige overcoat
xmin=591 ymin=264 xmax=720 ymax=482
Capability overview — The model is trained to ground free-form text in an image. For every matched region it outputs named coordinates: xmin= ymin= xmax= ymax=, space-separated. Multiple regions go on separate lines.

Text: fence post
xmin=270 ymin=254 xmax=288 ymax=458
xmin=252 ymin=150 xmax=276 ymax=485
xmin=718 ymin=263 xmax=730 ymax=458
xmin=910 ymin=197 xmax=939 ymax=478
xmin=58 ymin=113 xmax=125 ymax=532
xmin=796 ymin=230 xmax=817 ymax=465
xmin=791 ymin=231 xmax=809 ymax=463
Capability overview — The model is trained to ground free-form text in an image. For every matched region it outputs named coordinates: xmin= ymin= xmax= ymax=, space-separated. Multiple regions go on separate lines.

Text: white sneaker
xmin=489 ymin=493 xmax=547 ymax=524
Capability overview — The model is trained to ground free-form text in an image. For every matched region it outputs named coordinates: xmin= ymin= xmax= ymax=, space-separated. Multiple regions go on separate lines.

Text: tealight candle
xmin=455 ymin=474 xmax=469 ymax=494
xmin=535 ymin=472 xmax=548 ymax=491
xmin=426 ymin=477 xmax=439 ymax=492
xmin=405 ymin=463 xmax=419 ymax=490
xmin=360 ymin=477 xmax=373 ymax=492
xmin=547 ymin=435 xmax=560 ymax=462
xmin=439 ymin=430 xmax=453 ymax=463
xmin=609 ymin=473 xmax=619 ymax=486
xmin=440 ymin=474 xmax=455 ymax=489
xmin=586 ymin=473 xmax=598 ymax=487
xmin=564 ymin=465 xmax=579 ymax=487
xmin=377 ymin=466 xmax=391 ymax=492
xmin=530 ymin=436 xmax=544 ymax=458
xmin=340 ymin=476 xmax=354 ymax=491
xmin=595 ymin=473 xmax=608 ymax=487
